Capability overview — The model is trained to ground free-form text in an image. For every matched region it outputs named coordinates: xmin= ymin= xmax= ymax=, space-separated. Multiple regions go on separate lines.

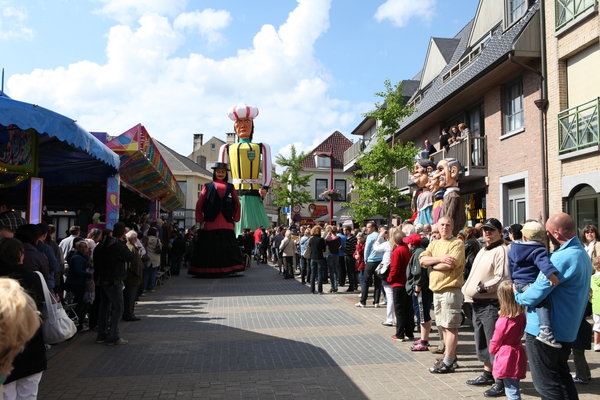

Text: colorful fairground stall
xmin=0 ymin=95 xmax=120 ymax=228
xmin=106 ymin=124 xmax=185 ymax=218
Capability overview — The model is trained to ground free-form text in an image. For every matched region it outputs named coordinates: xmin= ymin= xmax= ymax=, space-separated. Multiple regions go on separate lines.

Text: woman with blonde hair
xmin=0 ymin=278 xmax=41 ymax=387
xmin=0 ymin=238 xmax=47 ymax=400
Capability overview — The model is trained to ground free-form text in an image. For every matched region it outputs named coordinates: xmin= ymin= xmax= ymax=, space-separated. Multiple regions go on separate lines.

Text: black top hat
xmin=211 ymin=162 xmax=230 ymax=170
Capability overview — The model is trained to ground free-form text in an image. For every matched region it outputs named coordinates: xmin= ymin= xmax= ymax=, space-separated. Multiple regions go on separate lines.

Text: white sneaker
xmin=594 ymin=343 xmax=600 ymax=352
xmin=355 ymin=302 xmax=365 ymax=308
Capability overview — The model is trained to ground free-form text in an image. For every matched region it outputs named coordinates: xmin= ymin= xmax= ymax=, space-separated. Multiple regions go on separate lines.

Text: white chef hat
xmin=227 ymin=103 xmax=259 ymax=121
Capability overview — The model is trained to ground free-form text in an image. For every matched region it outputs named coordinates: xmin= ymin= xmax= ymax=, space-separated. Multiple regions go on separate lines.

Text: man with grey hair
xmin=59 ymin=226 xmax=81 ymax=263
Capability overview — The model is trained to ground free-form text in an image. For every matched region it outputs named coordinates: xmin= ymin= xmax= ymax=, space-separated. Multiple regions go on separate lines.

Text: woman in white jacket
xmin=279 ymin=230 xmax=296 ymax=280
xmin=143 ymin=227 xmax=162 ymax=292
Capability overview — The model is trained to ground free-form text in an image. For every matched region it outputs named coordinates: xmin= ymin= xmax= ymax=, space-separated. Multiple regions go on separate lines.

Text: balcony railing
xmin=430 ymin=135 xmax=487 ymax=173
xmin=343 ymin=139 xmax=365 ymax=165
xmin=395 ymin=167 xmax=411 ymax=189
xmin=555 ymin=0 xmax=597 ymax=30
xmin=558 ymin=97 xmax=599 ymax=154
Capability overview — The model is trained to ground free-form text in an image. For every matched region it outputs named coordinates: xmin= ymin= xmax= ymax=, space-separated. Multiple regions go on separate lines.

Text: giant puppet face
xmin=412 ymin=160 xmax=434 ymax=189
xmin=234 ymin=118 xmax=253 ymax=140
xmin=432 ymin=158 xmax=460 ymax=189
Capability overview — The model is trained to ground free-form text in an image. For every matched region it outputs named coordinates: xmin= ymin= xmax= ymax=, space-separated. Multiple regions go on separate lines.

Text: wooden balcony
xmin=430 ymin=135 xmax=487 ymax=180
xmin=395 ymin=167 xmax=411 ymax=190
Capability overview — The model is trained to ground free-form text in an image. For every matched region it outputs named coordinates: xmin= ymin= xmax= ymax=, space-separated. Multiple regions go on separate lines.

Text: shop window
xmin=572 ymin=185 xmax=599 ymax=230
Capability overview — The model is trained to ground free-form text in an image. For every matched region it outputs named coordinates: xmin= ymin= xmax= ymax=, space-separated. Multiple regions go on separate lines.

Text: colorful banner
xmin=106 ymin=175 xmax=120 ymax=229
xmin=0 ymin=124 xmax=38 ymax=188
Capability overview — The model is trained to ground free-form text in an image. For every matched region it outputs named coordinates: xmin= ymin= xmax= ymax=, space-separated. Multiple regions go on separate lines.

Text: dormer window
xmin=507 ymin=0 xmax=528 ymax=26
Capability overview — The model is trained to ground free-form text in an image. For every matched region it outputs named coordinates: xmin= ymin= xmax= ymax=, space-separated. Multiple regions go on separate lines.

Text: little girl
xmin=489 ymin=280 xmax=528 ymax=400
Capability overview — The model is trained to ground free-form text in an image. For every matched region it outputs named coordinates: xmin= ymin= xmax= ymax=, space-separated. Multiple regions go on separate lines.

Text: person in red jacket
xmin=354 ymin=233 xmax=366 ymax=289
xmin=388 ymin=229 xmax=415 ymax=341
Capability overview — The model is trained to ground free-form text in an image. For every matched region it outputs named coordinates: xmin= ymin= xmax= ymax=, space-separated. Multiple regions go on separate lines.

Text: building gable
xmin=420 ymin=38 xmax=459 ymax=90
xmin=300 ymin=131 xmax=353 ymax=170
xmin=468 ymin=0 xmax=504 ymax=48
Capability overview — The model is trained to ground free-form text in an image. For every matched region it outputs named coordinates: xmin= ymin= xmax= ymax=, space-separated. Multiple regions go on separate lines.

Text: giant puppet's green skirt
xmin=236 ymin=195 xmax=271 ymax=237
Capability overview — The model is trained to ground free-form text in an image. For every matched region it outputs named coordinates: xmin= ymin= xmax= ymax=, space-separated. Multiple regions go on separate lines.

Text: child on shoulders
xmin=508 ymin=221 xmax=560 ymax=348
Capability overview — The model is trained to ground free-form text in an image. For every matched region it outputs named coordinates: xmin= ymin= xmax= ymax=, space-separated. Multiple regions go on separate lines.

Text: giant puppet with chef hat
xmin=218 ymin=103 xmax=272 ymax=237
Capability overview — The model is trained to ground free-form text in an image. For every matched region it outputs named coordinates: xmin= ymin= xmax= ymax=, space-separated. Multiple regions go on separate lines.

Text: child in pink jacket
xmin=489 ymin=281 xmax=528 ymax=400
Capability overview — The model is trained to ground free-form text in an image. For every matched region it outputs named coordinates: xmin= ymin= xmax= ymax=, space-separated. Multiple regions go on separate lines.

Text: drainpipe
xmin=508 ymin=7 xmax=548 ymax=223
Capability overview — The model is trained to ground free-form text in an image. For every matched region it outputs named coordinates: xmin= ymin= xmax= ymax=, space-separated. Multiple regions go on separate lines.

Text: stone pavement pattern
xmin=40 ymin=263 xmax=600 ymax=399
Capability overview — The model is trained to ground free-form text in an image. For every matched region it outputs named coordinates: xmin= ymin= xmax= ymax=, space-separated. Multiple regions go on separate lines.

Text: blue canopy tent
xmin=0 ymin=95 xmax=123 ymax=214
xmin=0 ymin=95 xmax=119 ymax=187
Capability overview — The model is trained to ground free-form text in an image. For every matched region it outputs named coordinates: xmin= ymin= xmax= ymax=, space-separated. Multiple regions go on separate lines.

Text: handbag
xmin=302 ymin=245 xmax=312 ymax=259
xmin=375 ymin=261 xmax=390 ymax=280
xmin=35 ymin=271 xmax=77 ymax=344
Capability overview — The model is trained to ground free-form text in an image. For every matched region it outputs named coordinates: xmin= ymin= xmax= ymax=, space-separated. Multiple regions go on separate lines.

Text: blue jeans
xmin=358 ymin=270 xmax=364 ymax=288
xmin=310 ymin=259 xmax=326 ymax=293
xmin=514 ymin=282 xmax=552 ymax=333
xmin=327 ymin=256 xmax=339 ymax=290
xmin=143 ymin=266 xmax=158 ymax=291
xmin=503 ymin=378 xmax=521 ymax=400
xmin=525 ymin=333 xmax=577 ymax=400
xmin=97 ymin=282 xmax=124 ymax=343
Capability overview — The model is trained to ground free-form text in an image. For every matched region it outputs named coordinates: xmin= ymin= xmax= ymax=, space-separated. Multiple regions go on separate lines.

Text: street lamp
xmin=315 ymin=147 xmax=334 ymax=225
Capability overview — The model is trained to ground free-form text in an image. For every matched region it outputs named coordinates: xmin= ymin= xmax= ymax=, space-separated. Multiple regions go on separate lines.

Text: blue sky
xmin=1 ymin=0 xmax=479 ymax=161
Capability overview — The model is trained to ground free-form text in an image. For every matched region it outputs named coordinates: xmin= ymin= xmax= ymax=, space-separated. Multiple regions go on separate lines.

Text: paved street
xmin=40 ymin=263 xmax=600 ymax=399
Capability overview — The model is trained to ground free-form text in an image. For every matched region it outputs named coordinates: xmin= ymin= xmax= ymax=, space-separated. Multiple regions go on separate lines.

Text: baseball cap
xmin=402 ymin=233 xmax=422 ymax=246
xmin=481 ymin=218 xmax=502 ymax=232
xmin=521 ymin=221 xmax=545 ymax=243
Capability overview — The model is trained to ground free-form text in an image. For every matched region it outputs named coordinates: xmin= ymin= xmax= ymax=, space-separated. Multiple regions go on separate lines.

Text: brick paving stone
xmin=37 ymin=262 xmax=600 ymax=399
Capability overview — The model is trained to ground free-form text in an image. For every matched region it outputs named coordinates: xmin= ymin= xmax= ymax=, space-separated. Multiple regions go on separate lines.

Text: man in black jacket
xmin=94 ymin=222 xmax=133 ymax=345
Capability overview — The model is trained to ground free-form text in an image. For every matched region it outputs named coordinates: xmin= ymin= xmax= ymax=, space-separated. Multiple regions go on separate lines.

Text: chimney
xmin=226 ymin=132 xmax=236 ymax=144
xmin=196 ymin=155 xmax=207 ymax=169
xmin=193 ymin=133 xmax=204 ymax=152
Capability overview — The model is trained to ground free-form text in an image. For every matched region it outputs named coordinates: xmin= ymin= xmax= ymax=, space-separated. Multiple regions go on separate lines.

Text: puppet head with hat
xmin=228 ymin=103 xmax=259 ymax=142
xmin=211 ymin=162 xmax=230 ymax=182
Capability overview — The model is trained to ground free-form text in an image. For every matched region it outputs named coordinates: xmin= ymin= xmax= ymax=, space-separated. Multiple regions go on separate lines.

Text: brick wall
xmin=545 ymin=0 xmax=600 ymax=215
xmin=485 ymin=69 xmax=544 ymax=221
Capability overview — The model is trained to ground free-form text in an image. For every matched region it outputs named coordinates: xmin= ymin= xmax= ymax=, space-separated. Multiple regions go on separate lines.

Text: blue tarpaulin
xmin=0 ymin=95 xmax=119 ymax=186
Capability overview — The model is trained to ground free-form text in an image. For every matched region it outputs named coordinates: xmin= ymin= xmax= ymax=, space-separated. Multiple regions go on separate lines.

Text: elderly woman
xmin=123 ymin=231 xmax=143 ymax=321
xmin=66 ymin=240 xmax=93 ymax=332
xmin=279 ymin=230 xmax=296 ymax=279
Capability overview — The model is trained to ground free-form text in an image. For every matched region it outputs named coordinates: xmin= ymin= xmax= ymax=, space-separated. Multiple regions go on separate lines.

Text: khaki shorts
xmin=433 ymin=289 xmax=463 ymax=329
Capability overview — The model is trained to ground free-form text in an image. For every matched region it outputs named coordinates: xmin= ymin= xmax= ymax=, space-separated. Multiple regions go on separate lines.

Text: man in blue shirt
xmin=356 ymin=221 xmax=384 ymax=308
xmin=514 ymin=213 xmax=590 ymax=399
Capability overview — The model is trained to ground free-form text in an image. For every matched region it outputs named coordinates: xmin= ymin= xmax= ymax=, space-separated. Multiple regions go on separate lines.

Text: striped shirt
xmin=345 ymin=234 xmax=357 ymax=256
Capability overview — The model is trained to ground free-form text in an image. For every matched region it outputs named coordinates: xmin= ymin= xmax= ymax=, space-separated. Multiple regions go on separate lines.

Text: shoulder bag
xmin=35 ymin=271 xmax=77 ymax=344
xmin=375 ymin=261 xmax=390 ymax=280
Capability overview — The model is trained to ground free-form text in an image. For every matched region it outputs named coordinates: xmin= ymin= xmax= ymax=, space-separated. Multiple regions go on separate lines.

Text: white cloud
xmin=173 ymin=9 xmax=231 ymax=45
xmin=374 ymin=0 xmax=436 ymax=27
xmin=0 ymin=3 xmax=34 ymax=40
xmin=94 ymin=0 xmax=189 ymax=25
xmin=7 ymin=0 xmax=356 ymax=167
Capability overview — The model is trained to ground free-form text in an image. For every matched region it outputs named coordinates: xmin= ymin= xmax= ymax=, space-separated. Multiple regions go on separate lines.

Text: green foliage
xmin=273 ymin=145 xmax=314 ymax=223
xmin=344 ymin=79 xmax=419 ymax=225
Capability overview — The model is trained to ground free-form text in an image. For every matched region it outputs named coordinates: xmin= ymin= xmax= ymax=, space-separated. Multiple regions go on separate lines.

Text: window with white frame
xmin=316 ymin=157 xmax=331 ymax=169
xmin=507 ymin=0 xmax=528 ymax=26
xmin=503 ymin=77 xmax=524 ymax=135
xmin=210 ymin=143 xmax=216 ymax=150
xmin=334 ymin=179 xmax=347 ymax=201
xmin=508 ymin=184 xmax=526 ymax=225
xmin=315 ymin=179 xmax=327 ymax=201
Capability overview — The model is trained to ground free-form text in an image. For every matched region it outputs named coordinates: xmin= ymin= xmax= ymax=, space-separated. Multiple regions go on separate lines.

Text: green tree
xmin=273 ymin=145 xmax=314 ymax=224
xmin=344 ymin=79 xmax=419 ymax=225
